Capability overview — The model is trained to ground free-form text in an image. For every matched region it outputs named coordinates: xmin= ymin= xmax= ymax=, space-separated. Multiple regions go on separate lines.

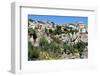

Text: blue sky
xmin=28 ymin=15 xmax=88 ymax=25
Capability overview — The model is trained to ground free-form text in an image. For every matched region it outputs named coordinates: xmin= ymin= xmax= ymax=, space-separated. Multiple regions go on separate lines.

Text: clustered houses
xmin=29 ymin=20 xmax=87 ymax=33
xmin=29 ymin=20 xmax=56 ymax=29
xmin=64 ymin=23 xmax=88 ymax=33
xmin=28 ymin=19 xmax=88 ymax=46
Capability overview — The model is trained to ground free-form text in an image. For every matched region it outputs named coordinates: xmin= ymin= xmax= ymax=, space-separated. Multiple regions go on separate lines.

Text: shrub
xmin=39 ymin=36 xmax=49 ymax=50
xmin=51 ymin=36 xmax=61 ymax=44
xmin=28 ymin=28 xmax=33 ymax=35
xmin=39 ymin=51 xmax=52 ymax=60
xmin=28 ymin=42 xmax=40 ymax=60
xmin=32 ymin=30 xmax=37 ymax=42
xmin=49 ymin=41 xmax=61 ymax=53
xmin=49 ymin=29 xmax=53 ymax=34
xmin=54 ymin=26 xmax=62 ymax=35
xmin=63 ymin=43 xmax=69 ymax=53
xmin=73 ymin=41 xmax=87 ymax=58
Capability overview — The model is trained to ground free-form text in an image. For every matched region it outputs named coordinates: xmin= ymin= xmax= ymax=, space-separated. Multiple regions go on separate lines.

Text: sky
xmin=28 ymin=15 xmax=88 ymax=25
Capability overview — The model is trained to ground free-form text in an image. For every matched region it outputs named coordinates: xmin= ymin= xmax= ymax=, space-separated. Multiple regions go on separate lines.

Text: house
xmin=78 ymin=23 xmax=87 ymax=33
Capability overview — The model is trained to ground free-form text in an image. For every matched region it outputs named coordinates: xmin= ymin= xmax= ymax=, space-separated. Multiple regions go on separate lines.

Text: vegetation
xmin=28 ymin=19 xmax=88 ymax=60
xmin=28 ymin=28 xmax=37 ymax=43
xmin=55 ymin=26 xmax=62 ymax=35
xmin=28 ymin=42 xmax=40 ymax=60
xmin=73 ymin=41 xmax=87 ymax=58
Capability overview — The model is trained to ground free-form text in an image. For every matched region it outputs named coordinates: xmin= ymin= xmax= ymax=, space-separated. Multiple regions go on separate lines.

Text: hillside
xmin=28 ymin=19 xmax=88 ymax=60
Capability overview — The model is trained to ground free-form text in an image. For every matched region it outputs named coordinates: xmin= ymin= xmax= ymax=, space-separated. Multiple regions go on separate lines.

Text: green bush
xmin=51 ymin=36 xmax=61 ymax=44
xmin=39 ymin=36 xmax=49 ymax=50
xmin=54 ymin=26 xmax=62 ymax=35
xmin=49 ymin=41 xmax=61 ymax=53
xmin=73 ymin=41 xmax=87 ymax=58
xmin=28 ymin=28 xmax=33 ymax=35
xmin=28 ymin=42 xmax=40 ymax=60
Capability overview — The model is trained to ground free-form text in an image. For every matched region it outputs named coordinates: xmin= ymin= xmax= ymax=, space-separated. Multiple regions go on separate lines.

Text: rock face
xmin=28 ymin=19 xmax=88 ymax=59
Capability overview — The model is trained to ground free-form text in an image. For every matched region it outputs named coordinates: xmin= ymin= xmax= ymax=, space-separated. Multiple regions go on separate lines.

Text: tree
xmin=55 ymin=25 xmax=62 ymax=35
xmin=73 ymin=41 xmax=86 ymax=58
xmin=51 ymin=22 xmax=55 ymax=26
xmin=49 ymin=29 xmax=53 ymax=34
xmin=28 ymin=19 xmax=33 ymax=22
xmin=28 ymin=28 xmax=33 ymax=35
xmin=32 ymin=30 xmax=37 ymax=43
